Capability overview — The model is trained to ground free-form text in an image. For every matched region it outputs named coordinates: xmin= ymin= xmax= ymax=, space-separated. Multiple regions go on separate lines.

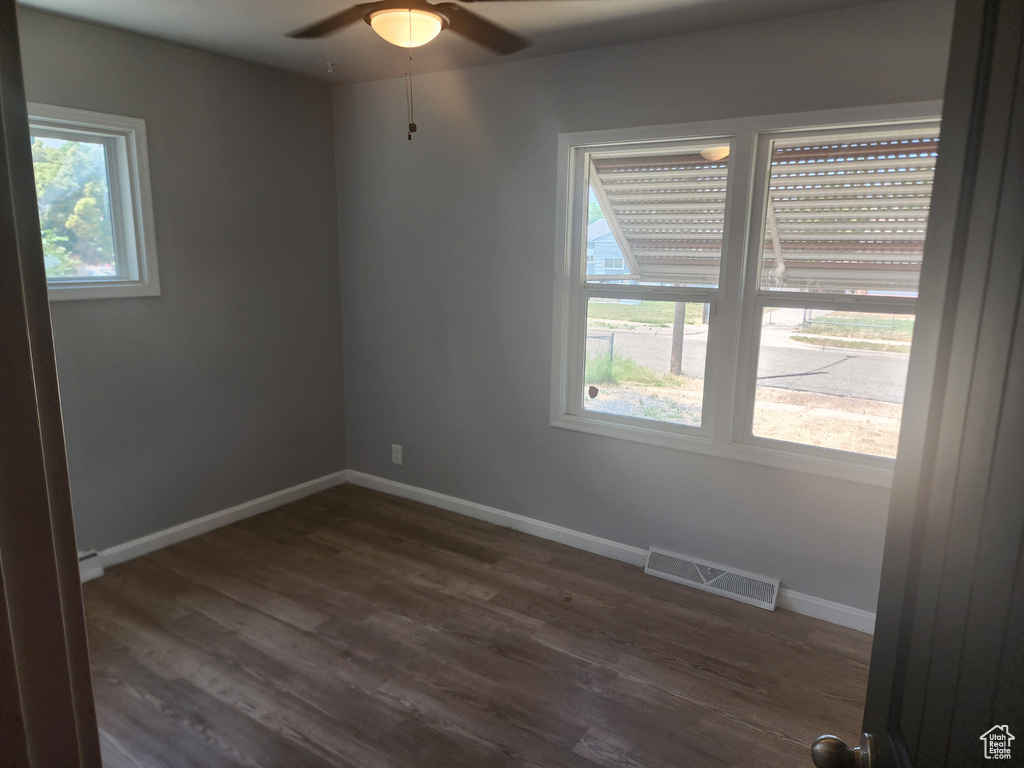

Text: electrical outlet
xmin=391 ymin=444 xmax=402 ymax=465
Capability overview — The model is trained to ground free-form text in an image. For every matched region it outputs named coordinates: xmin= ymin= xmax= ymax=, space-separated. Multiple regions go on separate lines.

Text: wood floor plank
xmin=98 ymin=731 xmax=147 ymax=768
xmin=84 ymin=484 xmax=871 ymax=767
xmin=85 ymin=590 xmax=400 ymax=767
xmin=91 ymin=562 xmax=410 ymax=740
xmin=90 ymin=634 xmax=329 ymax=768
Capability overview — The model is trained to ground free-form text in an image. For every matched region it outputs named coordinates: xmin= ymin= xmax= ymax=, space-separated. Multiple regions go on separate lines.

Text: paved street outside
xmin=590 ymin=307 xmax=909 ymax=403
xmin=584 ymin=306 xmax=910 ymax=457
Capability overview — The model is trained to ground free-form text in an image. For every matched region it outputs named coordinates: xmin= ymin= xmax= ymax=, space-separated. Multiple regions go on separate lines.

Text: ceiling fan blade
xmin=435 ymin=3 xmax=529 ymax=54
xmin=287 ymin=4 xmax=378 ymax=39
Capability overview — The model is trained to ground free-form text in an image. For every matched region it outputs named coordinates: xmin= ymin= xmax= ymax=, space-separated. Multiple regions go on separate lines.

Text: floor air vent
xmin=644 ymin=548 xmax=779 ymax=611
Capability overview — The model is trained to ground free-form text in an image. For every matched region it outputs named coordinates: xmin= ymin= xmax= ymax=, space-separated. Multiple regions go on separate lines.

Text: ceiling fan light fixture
xmin=700 ymin=145 xmax=731 ymax=161
xmin=369 ymin=8 xmax=445 ymax=47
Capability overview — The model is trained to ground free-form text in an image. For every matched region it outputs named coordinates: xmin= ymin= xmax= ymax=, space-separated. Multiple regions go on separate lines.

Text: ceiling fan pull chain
xmin=405 ymin=12 xmax=416 ymax=140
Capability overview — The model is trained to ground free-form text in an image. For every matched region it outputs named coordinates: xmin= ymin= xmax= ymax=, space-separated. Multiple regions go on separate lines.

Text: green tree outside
xmin=31 ymin=136 xmax=116 ymax=278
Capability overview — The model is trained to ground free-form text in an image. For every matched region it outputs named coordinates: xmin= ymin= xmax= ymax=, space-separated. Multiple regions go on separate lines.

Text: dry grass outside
xmin=790 ymin=335 xmax=911 ymax=354
xmin=798 ymin=312 xmax=916 ymax=342
xmin=613 ymin=379 xmax=704 ymax=399
xmin=753 ymin=386 xmax=902 ymax=458
xmin=754 ymin=386 xmax=904 ymax=419
xmin=586 ymin=380 xmax=705 ymax=426
xmin=589 ymin=381 xmax=903 ymax=457
xmin=587 ymin=300 xmax=706 ymax=327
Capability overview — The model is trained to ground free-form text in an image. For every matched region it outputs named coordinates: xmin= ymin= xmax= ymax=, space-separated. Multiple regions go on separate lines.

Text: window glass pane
xmin=583 ymin=299 xmax=708 ymax=428
xmin=31 ymin=134 xmax=119 ymax=280
xmin=753 ymin=307 xmax=912 ymax=458
xmin=760 ymin=126 xmax=939 ymax=296
xmin=586 ymin=143 xmax=730 ymax=288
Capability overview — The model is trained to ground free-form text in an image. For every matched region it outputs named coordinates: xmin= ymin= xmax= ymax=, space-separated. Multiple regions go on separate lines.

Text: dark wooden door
xmin=814 ymin=1 xmax=1024 ymax=766
xmin=0 ymin=2 xmax=102 ymax=765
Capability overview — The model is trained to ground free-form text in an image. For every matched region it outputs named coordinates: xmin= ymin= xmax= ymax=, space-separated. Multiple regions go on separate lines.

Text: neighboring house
xmin=586 ymin=218 xmax=630 ymax=279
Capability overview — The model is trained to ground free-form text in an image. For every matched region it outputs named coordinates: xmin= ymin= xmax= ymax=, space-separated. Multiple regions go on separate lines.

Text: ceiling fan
xmin=287 ymin=0 xmax=533 ymax=55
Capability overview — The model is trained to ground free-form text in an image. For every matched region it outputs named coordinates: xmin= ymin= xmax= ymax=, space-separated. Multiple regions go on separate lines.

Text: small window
xmin=29 ymin=104 xmax=160 ymax=300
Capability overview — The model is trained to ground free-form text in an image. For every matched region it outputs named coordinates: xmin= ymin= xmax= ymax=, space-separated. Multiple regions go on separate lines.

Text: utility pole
xmin=670 ymin=302 xmax=686 ymax=375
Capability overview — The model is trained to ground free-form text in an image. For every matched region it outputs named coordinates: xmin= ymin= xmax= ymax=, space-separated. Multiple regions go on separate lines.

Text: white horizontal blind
xmin=760 ymin=125 xmax=940 ymax=295
xmin=587 ymin=147 xmax=730 ymax=288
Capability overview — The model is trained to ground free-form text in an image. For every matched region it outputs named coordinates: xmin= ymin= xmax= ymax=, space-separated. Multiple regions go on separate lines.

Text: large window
xmin=29 ymin=104 xmax=160 ymax=300
xmin=552 ymin=106 xmax=940 ymax=483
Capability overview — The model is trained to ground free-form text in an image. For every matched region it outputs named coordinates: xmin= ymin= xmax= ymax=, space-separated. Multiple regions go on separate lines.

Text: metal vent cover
xmin=644 ymin=547 xmax=779 ymax=611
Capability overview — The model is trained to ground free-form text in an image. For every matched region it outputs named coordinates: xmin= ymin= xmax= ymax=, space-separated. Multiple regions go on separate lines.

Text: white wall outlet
xmin=391 ymin=444 xmax=402 ymax=465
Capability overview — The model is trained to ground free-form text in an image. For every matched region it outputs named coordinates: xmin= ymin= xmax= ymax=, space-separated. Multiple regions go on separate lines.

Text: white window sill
xmin=551 ymin=413 xmax=895 ymax=488
xmin=47 ymin=281 xmax=161 ymax=301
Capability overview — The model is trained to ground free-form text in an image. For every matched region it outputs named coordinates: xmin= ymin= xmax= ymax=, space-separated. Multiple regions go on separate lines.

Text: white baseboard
xmin=77 ymin=551 xmax=105 ymax=583
xmin=344 ymin=471 xmax=876 ymax=634
xmin=777 ymin=588 xmax=876 ymax=634
xmin=81 ymin=470 xmax=348 ymax=581
xmin=78 ymin=466 xmax=875 ymax=634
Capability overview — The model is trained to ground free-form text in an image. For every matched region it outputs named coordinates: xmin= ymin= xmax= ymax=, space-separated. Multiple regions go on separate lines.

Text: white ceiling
xmin=20 ymin=0 xmax=891 ymax=84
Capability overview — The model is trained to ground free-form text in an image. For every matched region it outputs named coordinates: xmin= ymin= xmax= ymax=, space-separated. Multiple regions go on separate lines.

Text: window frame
xmin=28 ymin=103 xmax=160 ymax=301
xmin=734 ymin=123 xmax=935 ymax=463
xmin=551 ymin=102 xmax=942 ymax=488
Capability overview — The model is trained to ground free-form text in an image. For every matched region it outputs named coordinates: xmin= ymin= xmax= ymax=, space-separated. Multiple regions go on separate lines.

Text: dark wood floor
xmin=83 ymin=484 xmax=871 ymax=767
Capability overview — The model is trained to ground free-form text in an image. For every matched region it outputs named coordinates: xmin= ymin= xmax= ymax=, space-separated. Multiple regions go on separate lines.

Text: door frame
xmin=863 ymin=0 xmax=1024 ymax=764
xmin=0 ymin=2 xmax=102 ymax=765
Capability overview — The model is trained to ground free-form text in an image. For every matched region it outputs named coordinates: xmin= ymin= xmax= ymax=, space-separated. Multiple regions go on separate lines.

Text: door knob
xmin=811 ymin=732 xmax=874 ymax=768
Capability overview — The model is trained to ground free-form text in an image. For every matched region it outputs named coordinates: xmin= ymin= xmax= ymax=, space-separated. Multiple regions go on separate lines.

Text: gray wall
xmin=333 ymin=0 xmax=955 ymax=611
xmin=18 ymin=10 xmax=346 ymax=551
